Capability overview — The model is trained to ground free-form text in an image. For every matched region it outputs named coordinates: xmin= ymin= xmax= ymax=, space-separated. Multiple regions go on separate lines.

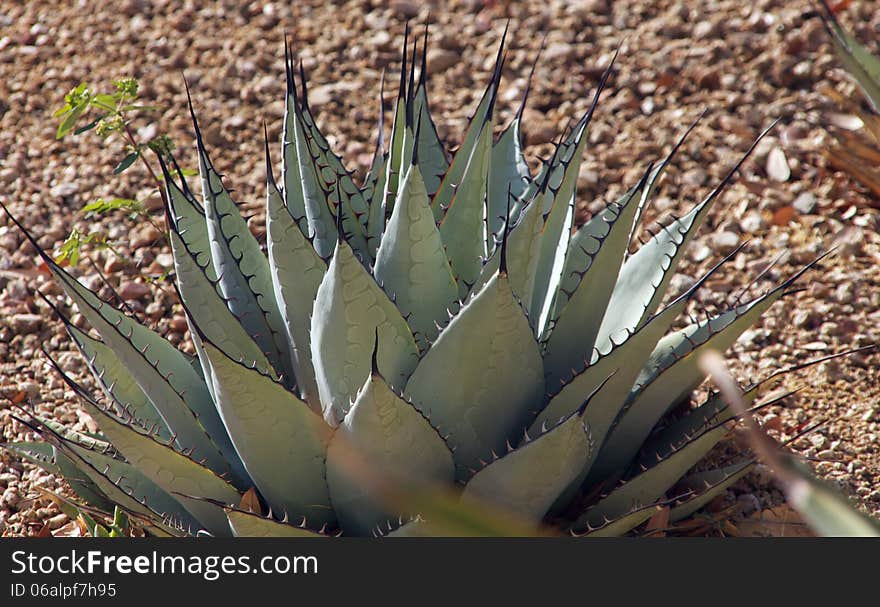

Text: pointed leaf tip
xmin=412 ymin=107 xmax=423 ymax=167
xmin=262 ymin=121 xmax=278 ymax=190
xmin=498 ymin=185 xmax=512 ymax=275
xmin=183 ymin=78 xmax=206 ymax=152
xmin=371 ymin=327 xmax=381 ymax=377
xmin=398 ymin=22 xmax=410 ymax=101
xmin=298 ymin=58 xmax=310 ymax=114
xmin=418 ymin=21 xmax=429 ymax=89
xmin=405 ymin=34 xmax=417 ymax=127
xmin=516 ymin=33 xmax=546 ymax=120
xmin=284 ymin=36 xmax=298 ymax=103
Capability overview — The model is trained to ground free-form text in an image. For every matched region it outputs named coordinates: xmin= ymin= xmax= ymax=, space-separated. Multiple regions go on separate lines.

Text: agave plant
xmin=1 ymin=26 xmax=827 ymax=537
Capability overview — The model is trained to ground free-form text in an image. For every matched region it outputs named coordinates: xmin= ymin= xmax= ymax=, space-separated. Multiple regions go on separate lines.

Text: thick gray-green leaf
xmin=45 ymin=259 xmax=235 ymax=481
xmin=71 ymin=389 xmax=241 ymax=537
xmin=193 ymin=123 xmax=294 ymax=384
xmin=366 ymin=153 xmax=388 ymax=258
xmin=171 ymin=224 xmax=275 ymax=483
xmin=412 ymin=81 xmax=449 ymax=197
xmin=552 ymin=175 xmax=645 ymax=319
xmin=487 ymin=119 xmax=530 ymax=243
xmin=169 ymin=227 xmax=275 ymax=378
xmin=311 ymin=240 xmax=420 ymax=425
xmin=1 ymin=441 xmax=60 ymax=475
xmin=281 ymin=51 xmax=308 ymax=228
xmin=161 ymin=155 xmax=209 ymax=256
xmin=542 ymin=168 xmax=648 ymax=386
xmin=596 ymin=124 xmax=774 ymax=345
xmin=438 ymin=121 xmax=492 ymax=293
xmin=326 ymin=372 xmax=454 ymax=536
xmin=373 ymin=162 xmax=458 ymax=349
xmin=595 ymin=196 xmax=716 ymax=350
xmin=475 ymin=191 xmax=544 ymax=326
xmin=291 ymin=93 xmax=337 ymax=259
xmin=47 ymin=443 xmax=190 ymax=536
xmin=266 ymin=172 xmax=327 ymax=408
xmin=591 ymin=282 xmax=793 ymax=481
xmin=527 ymin=61 xmax=613 ymax=332
xmin=51 ymin=446 xmax=117 ymax=511
xmin=461 ymin=406 xmax=591 ymax=522
xmin=669 ymin=460 xmax=754 ymax=522
xmin=16 ymin=400 xmax=184 ymax=535
xmin=405 ymin=272 xmax=545 ymax=476
xmin=298 ymin=104 xmax=372 ymax=261
xmin=40 ymin=416 xmax=177 ymax=517
xmin=200 ymin=340 xmax=334 ymax=526
xmin=574 ymin=420 xmax=732 ymax=530
xmin=64 ymin=323 xmax=170 ymax=440
xmin=32 ymin=414 xmax=110 ymax=453
xmin=534 ymin=304 xmax=680 ymax=460
xmin=531 ymin=253 xmax=738 ymax=514
xmin=573 ymin=502 xmax=664 ymax=537
xmin=528 ymin=183 xmax=573 ymax=334
xmin=531 ymin=256 xmax=720 ymax=445
xmin=399 ymin=125 xmax=415 ymax=179
xmin=65 ymin=441 xmax=200 ymax=532
xmin=640 ymin=386 xmax=766 ymax=463
xmin=380 ymin=94 xmax=407 ymax=230
xmin=431 ymin=45 xmax=502 ymax=220
xmin=227 ymin=509 xmax=329 ymax=537
xmin=167 ymin=164 xmax=276 ymax=423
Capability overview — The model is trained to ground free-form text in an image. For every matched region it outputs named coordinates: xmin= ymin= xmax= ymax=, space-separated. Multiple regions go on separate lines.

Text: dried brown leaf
xmin=239 ymin=487 xmax=262 ymax=515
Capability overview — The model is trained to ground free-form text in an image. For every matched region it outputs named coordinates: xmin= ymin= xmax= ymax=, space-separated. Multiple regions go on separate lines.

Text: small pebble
xmin=766 ymin=147 xmax=791 ymax=182
xmin=117 ymin=282 xmax=151 ymax=301
xmin=792 ymin=192 xmax=816 ymax=214
xmin=9 ymin=314 xmax=41 ymax=333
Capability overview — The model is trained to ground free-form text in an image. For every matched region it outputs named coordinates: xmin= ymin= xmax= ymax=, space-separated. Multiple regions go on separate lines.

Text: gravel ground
xmin=1 ymin=0 xmax=879 ymax=537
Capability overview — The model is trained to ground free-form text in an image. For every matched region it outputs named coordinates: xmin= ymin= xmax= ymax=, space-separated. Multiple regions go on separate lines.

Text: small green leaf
xmin=82 ymin=198 xmax=142 ymax=215
xmin=92 ymin=93 xmax=119 ymax=111
xmin=120 ymin=104 xmax=158 ymax=112
xmin=113 ymin=151 xmax=139 ymax=174
xmin=56 ymin=104 xmax=87 ymax=139
xmin=56 ymin=83 xmax=91 ymax=119
xmin=56 ymin=229 xmax=85 ymax=266
xmin=52 ymin=104 xmax=72 ymax=118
